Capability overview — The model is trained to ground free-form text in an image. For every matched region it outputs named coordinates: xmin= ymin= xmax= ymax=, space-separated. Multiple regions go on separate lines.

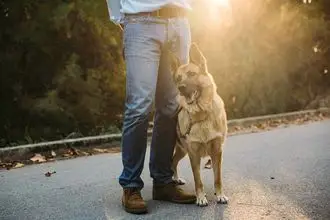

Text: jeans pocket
xmin=123 ymin=18 xmax=143 ymax=46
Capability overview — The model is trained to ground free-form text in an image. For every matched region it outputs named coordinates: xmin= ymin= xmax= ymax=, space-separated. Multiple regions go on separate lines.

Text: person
xmin=106 ymin=0 xmax=196 ymax=215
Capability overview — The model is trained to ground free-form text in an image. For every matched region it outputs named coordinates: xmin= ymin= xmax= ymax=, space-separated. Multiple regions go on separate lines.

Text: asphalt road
xmin=1 ymin=120 xmax=330 ymax=220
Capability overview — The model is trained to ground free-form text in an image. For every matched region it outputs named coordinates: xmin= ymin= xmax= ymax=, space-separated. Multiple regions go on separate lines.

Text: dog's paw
xmin=216 ymin=194 xmax=229 ymax=204
xmin=172 ymin=177 xmax=186 ymax=185
xmin=196 ymin=194 xmax=208 ymax=207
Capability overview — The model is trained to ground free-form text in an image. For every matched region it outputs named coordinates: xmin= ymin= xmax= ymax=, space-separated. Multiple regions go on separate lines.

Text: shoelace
xmin=129 ymin=189 xmax=142 ymax=201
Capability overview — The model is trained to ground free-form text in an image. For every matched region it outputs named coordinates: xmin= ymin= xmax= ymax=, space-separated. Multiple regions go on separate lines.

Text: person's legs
xmin=149 ymin=17 xmax=191 ymax=185
xmin=148 ymin=17 xmax=196 ymax=204
xmin=149 ymin=49 xmax=180 ymax=185
xmin=119 ymin=14 xmax=195 ymax=213
xmin=119 ymin=16 xmax=165 ymax=190
xmin=119 ymin=16 xmax=169 ymax=214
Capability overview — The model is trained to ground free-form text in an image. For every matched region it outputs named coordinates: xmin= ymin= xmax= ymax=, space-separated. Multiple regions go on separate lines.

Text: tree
xmin=0 ymin=0 xmax=125 ymax=146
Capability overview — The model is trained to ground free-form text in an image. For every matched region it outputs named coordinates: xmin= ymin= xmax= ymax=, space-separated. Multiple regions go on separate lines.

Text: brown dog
xmin=171 ymin=43 xmax=228 ymax=206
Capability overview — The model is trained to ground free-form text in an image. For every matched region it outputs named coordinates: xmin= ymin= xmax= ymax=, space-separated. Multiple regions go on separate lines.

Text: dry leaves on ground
xmin=13 ymin=162 xmax=25 ymax=169
xmin=30 ymin=153 xmax=47 ymax=163
xmin=51 ymin=150 xmax=56 ymax=157
xmin=93 ymin=148 xmax=108 ymax=153
xmin=62 ymin=148 xmax=79 ymax=157
xmin=2 ymin=112 xmax=328 ymax=170
xmin=93 ymin=147 xmax=121 ymax=154
xmin=228 ymin=112 xmax=328 ymax=135
xmin=1 ymin=162 xmax=25 ymax=170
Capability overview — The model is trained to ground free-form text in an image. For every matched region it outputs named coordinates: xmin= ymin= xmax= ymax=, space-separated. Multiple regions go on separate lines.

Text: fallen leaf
xmin=93 ymin=148 xmax=108 ymax=153
xmin=257 ymin=123 xmax=267 ymax=129
xmin=107 ymin=147 xmax=121 ymax=154
xmin=1 ymin=163 xmax=8 ymax=167
xmin=73 ymin=149 xmax=85 ymax=156
xmin=51 ymin=150 xmax=56 ymax=157
xmin=250 ymin=125 xmax=258 ymax=130
xmin=1 ymin=163 xmax=13 ymax=170
xmin=67 ymin=148 xmax=79 ymax=156
xmin=13 ymin=163 xmax=25 ymax=169
xmin=79 ymin=151 xmax=91 ymax=156
xmin=61 ymin=148 xmax=79 ymax=157
xmin=30 ymin=153 xmax=47 ymax=163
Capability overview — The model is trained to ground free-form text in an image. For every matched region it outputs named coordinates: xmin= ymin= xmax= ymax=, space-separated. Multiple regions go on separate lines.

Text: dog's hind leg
xmin=171 ymin=143 xmax=187 ymax=185
xmin=210 ymin=137 xmax=228 ymax=204
xmin=188 ymin=143 xmax=208 ymax=207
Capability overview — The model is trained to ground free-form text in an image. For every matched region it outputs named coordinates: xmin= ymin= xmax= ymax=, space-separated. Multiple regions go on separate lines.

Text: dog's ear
xmin=189 ymin=43 xmax=207 ymax=73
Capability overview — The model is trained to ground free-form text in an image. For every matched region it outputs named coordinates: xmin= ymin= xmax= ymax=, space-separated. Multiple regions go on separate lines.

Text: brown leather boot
xmin=152 ymin=182 xmax=196 ymax=204
xmin=122 ymin=188 xmax=148 ymax=214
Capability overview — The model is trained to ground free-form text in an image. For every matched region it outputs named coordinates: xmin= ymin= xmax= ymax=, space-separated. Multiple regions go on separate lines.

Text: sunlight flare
xmin=210 ymin=0 xmax=231 ymax=7
xmin=207 ymin=0 xmax=232 ymax=25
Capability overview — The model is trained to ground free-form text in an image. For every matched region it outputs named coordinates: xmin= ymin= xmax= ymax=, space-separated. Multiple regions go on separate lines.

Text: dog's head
xmin=172 ymin=43 xmax=216 ymax=109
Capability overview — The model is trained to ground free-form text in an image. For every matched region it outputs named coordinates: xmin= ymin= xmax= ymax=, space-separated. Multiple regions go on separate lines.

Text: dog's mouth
xmin=186 ymin=91 xmax=199 ymax=104
xmin=178 ymin=84 xmax=200 ymax=104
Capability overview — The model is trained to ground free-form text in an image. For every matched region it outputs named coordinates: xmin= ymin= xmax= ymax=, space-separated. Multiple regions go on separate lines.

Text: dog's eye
xmin=187 ymin=71 xmax=196 ymax=77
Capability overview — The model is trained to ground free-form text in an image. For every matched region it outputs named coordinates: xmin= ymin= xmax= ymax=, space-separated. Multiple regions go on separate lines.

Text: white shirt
xmin=106 ymin=0 xmax=192 ymax=24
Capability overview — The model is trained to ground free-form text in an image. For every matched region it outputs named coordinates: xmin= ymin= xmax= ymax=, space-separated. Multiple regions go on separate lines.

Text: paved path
xmin=1 ymin=120 xmax=330 ymax=220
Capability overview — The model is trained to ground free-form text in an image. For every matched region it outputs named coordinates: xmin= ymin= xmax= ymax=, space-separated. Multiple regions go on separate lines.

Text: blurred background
xmin=1 ymin=0 xmax=329 ymax=147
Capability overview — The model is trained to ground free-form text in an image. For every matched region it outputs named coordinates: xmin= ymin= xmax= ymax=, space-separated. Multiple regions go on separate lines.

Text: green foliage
xmin=0 ymin=0 xmax=125 ymax=146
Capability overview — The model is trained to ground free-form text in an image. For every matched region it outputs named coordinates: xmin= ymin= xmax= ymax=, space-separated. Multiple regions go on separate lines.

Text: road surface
xmin=1 ymin=120 xmax=330 ymax=220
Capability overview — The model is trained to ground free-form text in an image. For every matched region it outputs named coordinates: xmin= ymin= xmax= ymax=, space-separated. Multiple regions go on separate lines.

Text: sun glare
xmin=207 ymin=0 xmax=232 ymax=25
xmin=210 ymin=0 xmax=230 ymax=7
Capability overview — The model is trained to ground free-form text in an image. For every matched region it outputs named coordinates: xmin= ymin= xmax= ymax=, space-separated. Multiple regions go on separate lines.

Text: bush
xmin=0 ymin=0 xmax=125 ymax=146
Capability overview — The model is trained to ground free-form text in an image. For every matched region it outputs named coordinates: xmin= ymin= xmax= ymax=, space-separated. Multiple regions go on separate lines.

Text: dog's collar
xmin=181 ymin=114 xmax=192 ymax=138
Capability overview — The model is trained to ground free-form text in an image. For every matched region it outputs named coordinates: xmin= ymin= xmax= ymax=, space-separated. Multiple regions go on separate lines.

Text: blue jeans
xmin=119 ymin=15 xmax=191 ymax=189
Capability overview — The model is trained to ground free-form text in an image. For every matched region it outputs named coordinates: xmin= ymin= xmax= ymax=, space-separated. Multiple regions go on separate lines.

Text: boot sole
xmin=153 ymin=197 xmax=196 ymax=204
xmin=122 ymin=203 xmax=148 ymax=214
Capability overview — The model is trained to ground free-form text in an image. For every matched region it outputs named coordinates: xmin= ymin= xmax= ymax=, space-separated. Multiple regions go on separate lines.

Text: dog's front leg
xmin=171 ymin=144 xmax=187 ymax=185
xmin=210 ymin=138 xmax=228 ymax=204
xmin=188 ymin=143 xmax=208 ymax=207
